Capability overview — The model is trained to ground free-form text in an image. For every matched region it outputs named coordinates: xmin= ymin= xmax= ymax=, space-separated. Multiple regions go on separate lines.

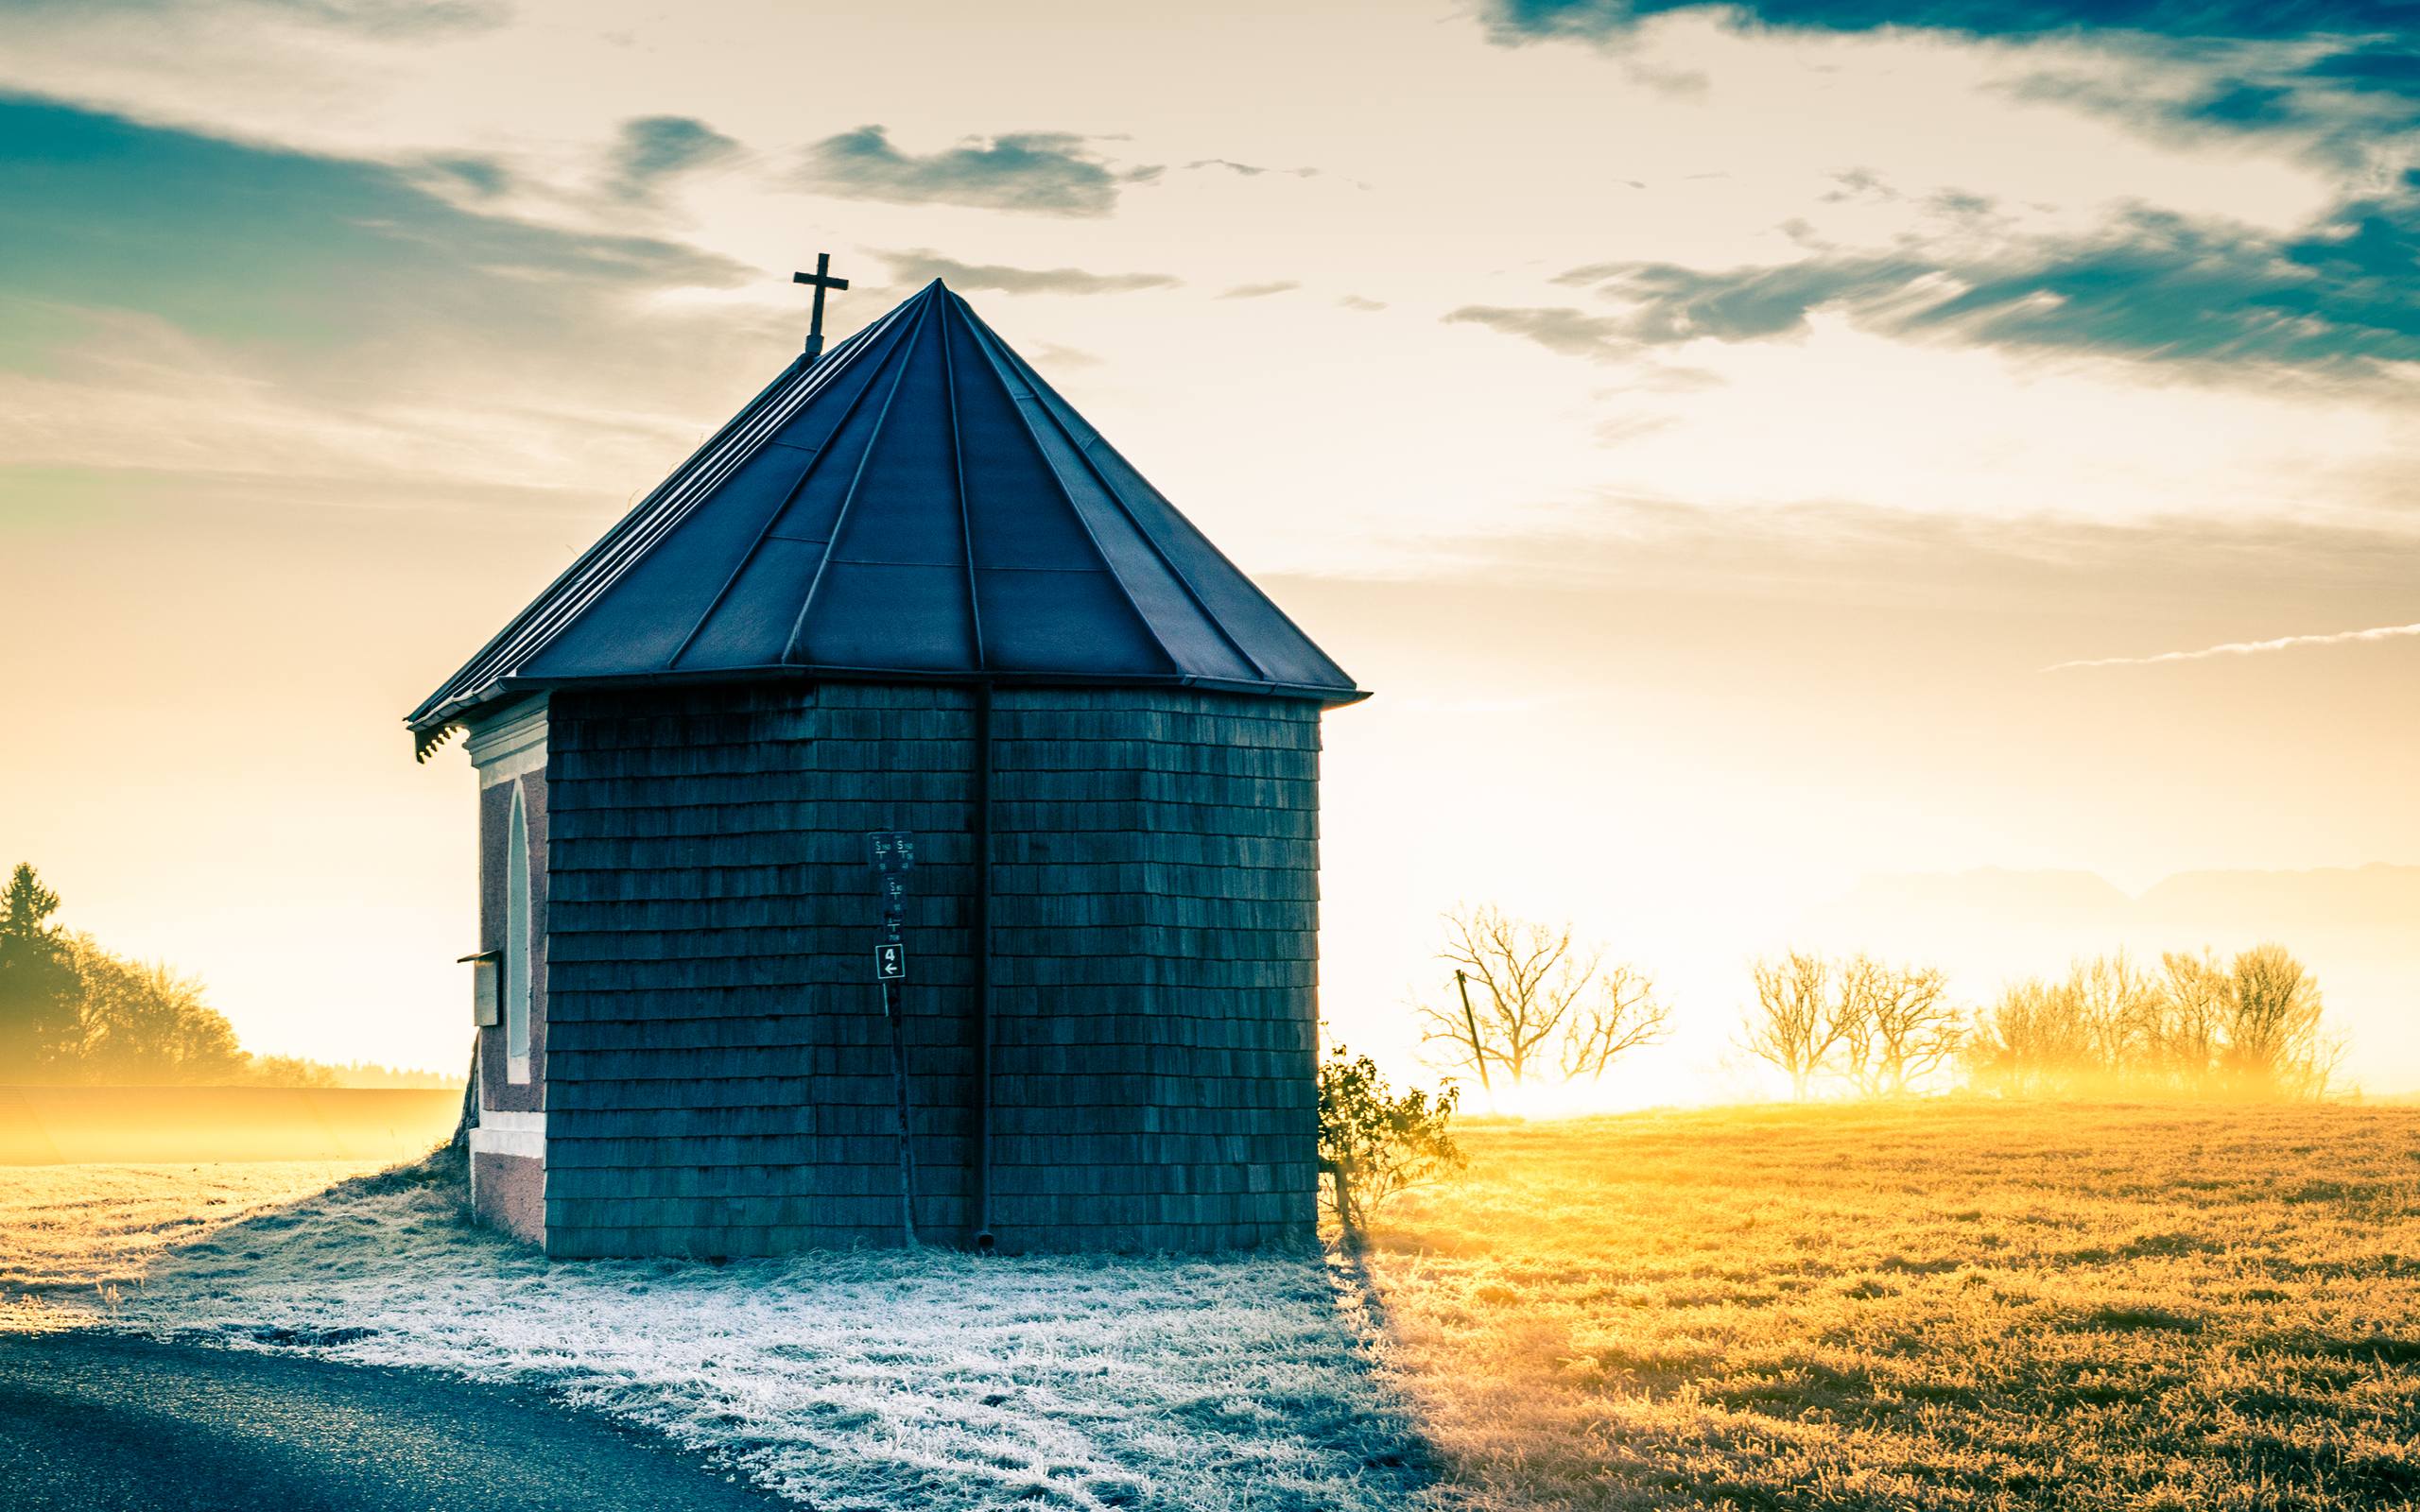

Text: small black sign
xmin=866 ymin=831 xmax=917 ymax=874
xmin=877 ymin=871 xmax=908 ymax=918
xmin=875 ymin=943 xmax=908 ymax=981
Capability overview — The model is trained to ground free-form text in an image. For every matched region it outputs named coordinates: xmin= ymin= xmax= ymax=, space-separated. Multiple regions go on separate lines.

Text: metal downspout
xmin=972 ymin=680 xmax=996 ymax=1250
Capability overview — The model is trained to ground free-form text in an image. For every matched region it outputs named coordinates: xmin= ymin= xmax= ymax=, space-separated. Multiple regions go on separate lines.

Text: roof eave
xmin=407 ymin=663 xmax=1369 ymax=747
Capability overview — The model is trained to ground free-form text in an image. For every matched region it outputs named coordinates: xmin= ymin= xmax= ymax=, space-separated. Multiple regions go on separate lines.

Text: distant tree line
xmin=1965 ymin=946 xmax=2338 ymax=1099
xmin=1407 ymin=903 xmax=2344 ymax=1105
xmin=0 ymin=863 xmax=458 ymax=1089
xmin=1737 ymin=944 xmax=2341 ymax=1101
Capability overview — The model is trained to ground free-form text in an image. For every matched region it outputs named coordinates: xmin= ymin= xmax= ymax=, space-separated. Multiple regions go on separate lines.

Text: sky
xmin=1 ymin=0 xmax=2415 ymax=1092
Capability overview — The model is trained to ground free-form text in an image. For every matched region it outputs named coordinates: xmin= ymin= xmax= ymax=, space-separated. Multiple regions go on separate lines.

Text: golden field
xmin=1359 ymin=1100 xmax=2420 ymax=1511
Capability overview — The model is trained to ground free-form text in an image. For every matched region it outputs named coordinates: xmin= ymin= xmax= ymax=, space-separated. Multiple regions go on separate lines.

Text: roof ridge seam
xmin=779 ymin=290 xmax=941 ymax=667
xmin=1008 ymin=346 xmax=1358 ymax=694
xmin=970 ymin=306 xmax=1275 ymax=686
xmin=409 ymin=302 xmax=908 ymax=727
xmin=665 ymin=305 xmax=923 ymax=670
xmin=958 ymin=304 xmax=1184 ymax=681
xmin=939 ymin=289 xmax=988 ymax=674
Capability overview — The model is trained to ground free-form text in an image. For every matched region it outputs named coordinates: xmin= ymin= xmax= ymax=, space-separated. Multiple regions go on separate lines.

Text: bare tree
xmin=1418 ymin=905 xmax=1668 ymax=1091
xmin=2073 ymin=952 xmax=2163 ymax=1074
xmin=1738 ymin=952 xmax=1849 ymax=1099
xmin=2225 ymin=944 xmax=2334 ymax=1097
xmin=2154 ymin=950 xmax=2232 ymax=1091
xmin=1836 ymin=955 xmax=1961 ymax=1097
xmin=1419 ymin=905 xmax=1587 ymax=1087
xmin=1559 ymin=963 xmax=1671 ymax=1082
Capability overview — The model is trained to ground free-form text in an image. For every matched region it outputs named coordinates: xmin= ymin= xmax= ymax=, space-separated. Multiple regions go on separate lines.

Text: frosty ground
xmin=0 ymin=1157 xmax=1435 ymax=1512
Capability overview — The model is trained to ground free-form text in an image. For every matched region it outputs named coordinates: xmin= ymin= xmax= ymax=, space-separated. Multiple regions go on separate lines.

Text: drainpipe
xmin=973 ymin=681 xmax=997 ymax=1250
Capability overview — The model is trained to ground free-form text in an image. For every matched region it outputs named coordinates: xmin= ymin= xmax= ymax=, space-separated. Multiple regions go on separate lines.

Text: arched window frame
xmin=504 ymin=781 xmax=532 ymax=1081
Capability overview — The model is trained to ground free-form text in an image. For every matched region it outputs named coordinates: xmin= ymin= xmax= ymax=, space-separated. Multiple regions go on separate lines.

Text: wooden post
xmin=1455 ymin=969 xmax=1493 ymax=1095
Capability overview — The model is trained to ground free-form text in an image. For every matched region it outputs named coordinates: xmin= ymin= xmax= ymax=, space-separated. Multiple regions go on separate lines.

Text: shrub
xmin=1318 ymin=1045 xmax=1466 ymax=1236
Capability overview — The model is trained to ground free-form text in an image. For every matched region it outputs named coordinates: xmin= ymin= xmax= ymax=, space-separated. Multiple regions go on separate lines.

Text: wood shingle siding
xmin=541 ymin=681 xmax=1322 ymax=1258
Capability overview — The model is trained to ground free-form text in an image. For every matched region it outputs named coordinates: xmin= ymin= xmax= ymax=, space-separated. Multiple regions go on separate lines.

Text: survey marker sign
xmin=866 ymin=831 xmax=916 ymax=874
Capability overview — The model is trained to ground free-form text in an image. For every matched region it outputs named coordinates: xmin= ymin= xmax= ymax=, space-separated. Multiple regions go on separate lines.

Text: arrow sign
xmin=875 ymin=942 xmax=908 ymax=981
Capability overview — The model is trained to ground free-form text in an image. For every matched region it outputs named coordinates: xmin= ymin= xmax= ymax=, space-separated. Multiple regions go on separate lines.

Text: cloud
xmin=1485 ymin=3 xmax=2420 ymax=162
xmin=7 ymin=0 xmax=507 ymax=35
xmin=607 ymin=115 xmax=740 ymax=201
xmin=1484 ymin=1 xmax=2416 ymax=43
xmin=873 ymin=249 xmax=1179 ymax=296
xmin=798 ymin=126 xmax=1157 ymax=217
xmin=1445 ymin=303 xmax=1637 ymax=359
xmin=1339 ymin=294 xmax=1388 ymax=311
xmin=1183 ymin=157 xmax=1322 ymax=179
xmin=1218 ymin=281 xmax=1301 ymax=300
xmin=0 ymin=96 xmax=777 ymax=493
xmin=417 ymin=155 xmax=508 ymax=198
xmin=1461 ymin=190 xmax=2420 ymax=369
xmin=0 ymin=97 xmax=748 ymax=363
xmin=2045 ymin=620 xmax=2420 ymax=670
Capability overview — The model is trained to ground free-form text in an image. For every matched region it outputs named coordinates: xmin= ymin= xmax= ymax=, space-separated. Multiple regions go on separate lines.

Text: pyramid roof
xmin=406 ymin=280 xmax=1364 ymax=753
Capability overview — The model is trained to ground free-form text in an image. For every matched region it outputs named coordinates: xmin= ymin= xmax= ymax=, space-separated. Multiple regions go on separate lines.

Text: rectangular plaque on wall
xmin=460 ymin=950 xmax=501 ymax=1026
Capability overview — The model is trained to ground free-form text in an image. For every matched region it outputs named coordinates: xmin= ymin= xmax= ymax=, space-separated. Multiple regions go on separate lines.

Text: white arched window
xmin=504 ymin=782 xmax=532 ymax=1079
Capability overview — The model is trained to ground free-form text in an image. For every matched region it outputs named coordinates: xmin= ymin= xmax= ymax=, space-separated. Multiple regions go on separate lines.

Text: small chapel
xmin=406 ymin=269 xmax=1367 ymax=1258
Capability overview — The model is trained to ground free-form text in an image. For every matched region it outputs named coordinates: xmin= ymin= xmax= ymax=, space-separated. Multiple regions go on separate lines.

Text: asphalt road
xmin=0 ymin=1331 xmax=789 ymax=1512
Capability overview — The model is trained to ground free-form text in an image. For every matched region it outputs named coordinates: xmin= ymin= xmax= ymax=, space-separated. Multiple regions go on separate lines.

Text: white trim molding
xmin=467 ymin=696 xmax=549 ymax=786
xmin=469 ymin=1108 xmax=545 ymax=1160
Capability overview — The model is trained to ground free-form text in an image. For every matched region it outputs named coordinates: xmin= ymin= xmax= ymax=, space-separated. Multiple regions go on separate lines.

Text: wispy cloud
xmin=0 ymin=97 xmax=765 ymax=490
xmin=1485 ymin=0 xmax=2414 ymax=44
xmin=1484 ymin=2 xmax=2420 ymax=164
xmin=2045 ymin=621 xmax=2420 ymax=671
xmin=606 ymin=115 xmax=740 ymax=202
xmin=1456 ymin=191 xmax=2420 ymax=371
xmin=1445 ymin=303 xmax=1632 ymax=359
xmin=1218 ymin=280 xmax=1301 ymax=301
xmin=1184 ymin=157 xmax=1321 ymax=179
xmin=798 ymin=126 xmax=1157 ymax=217
xmin=9 ymin=0 xmax=510 ymax=35
xmin=0 ymin=97 xmax=747 ymax=360
xmin=873 ymin=249 xmax=1179 ymax=296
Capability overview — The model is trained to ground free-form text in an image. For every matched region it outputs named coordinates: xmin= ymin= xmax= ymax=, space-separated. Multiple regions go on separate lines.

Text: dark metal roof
xmin=407 ymin=279 xmax=1364 ymax=754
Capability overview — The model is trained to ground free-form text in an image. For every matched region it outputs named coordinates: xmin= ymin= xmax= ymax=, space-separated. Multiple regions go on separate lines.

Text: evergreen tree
xmin=0 ymin=864 xmax=81 ymax=1077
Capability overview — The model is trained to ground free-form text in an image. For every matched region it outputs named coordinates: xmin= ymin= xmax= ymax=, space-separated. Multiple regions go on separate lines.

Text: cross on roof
xmin=793 ymin=253 xmax=850 ymax=363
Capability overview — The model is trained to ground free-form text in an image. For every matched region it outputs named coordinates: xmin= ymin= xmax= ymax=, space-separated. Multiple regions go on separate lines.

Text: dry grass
xmin=0 ymin=1160 xmax=374 ymax=1327
xmin=1358 ymin=1099 xmax=2420 ymax=1511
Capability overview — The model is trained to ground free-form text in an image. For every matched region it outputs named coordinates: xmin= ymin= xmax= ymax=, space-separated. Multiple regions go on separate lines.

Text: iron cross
xmin=793 ymin=253 xmax=850 ymax=362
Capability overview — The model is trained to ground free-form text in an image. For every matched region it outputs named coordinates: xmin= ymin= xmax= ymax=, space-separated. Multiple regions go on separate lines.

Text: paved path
xmin=0 ymin=1332 xmax=788 ymax=1512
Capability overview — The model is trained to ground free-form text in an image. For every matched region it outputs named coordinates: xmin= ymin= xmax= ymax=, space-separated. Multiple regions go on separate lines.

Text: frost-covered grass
xmin=1362 ymin=1100 xmax=2420 ymax=1511
xmin=0 ymin=1160 xmax=378 ymax=1327
xmin=0 ymin=1154 xmax=1434 ymax=1512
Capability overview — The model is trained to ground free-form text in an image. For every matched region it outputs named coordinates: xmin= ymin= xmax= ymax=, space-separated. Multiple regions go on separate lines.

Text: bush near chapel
xmin=1317 ymin=1045 xmax=1465 ymax=1235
